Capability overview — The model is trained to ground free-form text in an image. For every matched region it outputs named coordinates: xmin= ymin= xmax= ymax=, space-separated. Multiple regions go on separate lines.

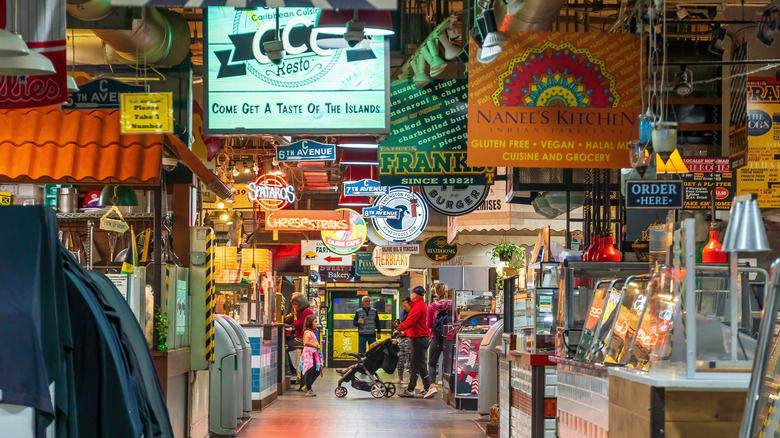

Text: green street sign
xmin=423 ymin=235 xmax=459 ymax=263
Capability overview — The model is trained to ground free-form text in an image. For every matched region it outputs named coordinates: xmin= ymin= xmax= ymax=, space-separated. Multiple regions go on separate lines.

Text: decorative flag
xmin=471 ymin=378 xmax=479 ymax=394
xmin=459 ymin=339 xmax=471 ymax=355
xmin=467 ymin=351 xmax=477 ymax=367
xmin=0 ymin=0 xmax=67 ymax=108
xmin=457 ymin=366 xmax=466 ymax=381
xmin=121 ymin=227 xmax=138 ymax=274
xmin=466 ymin=375 xmax=474 ymax=385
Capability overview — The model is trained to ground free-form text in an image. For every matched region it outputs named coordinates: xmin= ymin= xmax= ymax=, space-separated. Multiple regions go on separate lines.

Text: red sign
xmin=247 ymin=173 xmax=296 ymax=211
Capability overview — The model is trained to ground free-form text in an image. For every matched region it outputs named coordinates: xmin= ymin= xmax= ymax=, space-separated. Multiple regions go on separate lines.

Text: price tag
xmin=99 ymin=206 xmax=129 ymax=233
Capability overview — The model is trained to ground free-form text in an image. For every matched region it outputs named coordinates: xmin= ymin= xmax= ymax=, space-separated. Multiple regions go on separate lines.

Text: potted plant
xmin=487 ymin=243 xmax=524 ymax=268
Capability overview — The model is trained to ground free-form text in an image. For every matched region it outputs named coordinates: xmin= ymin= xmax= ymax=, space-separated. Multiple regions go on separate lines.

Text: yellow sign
xmin=737 ymin=78 xmax=780 ymax=208
xmin=120 ymin=92 xmax=174 ymax=133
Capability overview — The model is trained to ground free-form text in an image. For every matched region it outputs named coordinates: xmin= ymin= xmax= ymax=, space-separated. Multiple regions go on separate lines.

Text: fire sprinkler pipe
xmin=66 ymin=0 xmax=190 ymax=67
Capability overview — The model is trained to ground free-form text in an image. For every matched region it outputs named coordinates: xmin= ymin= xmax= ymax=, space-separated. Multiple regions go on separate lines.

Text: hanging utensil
xmin=108 ymin=231 xmax=118 ymax=263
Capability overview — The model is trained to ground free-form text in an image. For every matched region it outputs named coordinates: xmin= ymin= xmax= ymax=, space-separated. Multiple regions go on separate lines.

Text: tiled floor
xmin=238 ymin=372 xmax=486 ymax=438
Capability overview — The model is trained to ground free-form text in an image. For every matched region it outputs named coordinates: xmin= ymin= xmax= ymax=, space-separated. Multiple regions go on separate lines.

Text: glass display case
xmin=215 ymin=282 xmax=253 ymax=323
xmin=555 ymin=261 xmax=650 ymax=358
xmin=510 ymin=263 xmax=556 ymax=353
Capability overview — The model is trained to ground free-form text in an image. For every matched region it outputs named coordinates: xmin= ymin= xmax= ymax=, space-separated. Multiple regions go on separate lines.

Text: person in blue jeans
xmin=353 ymin=296 xmax=381 ymax=354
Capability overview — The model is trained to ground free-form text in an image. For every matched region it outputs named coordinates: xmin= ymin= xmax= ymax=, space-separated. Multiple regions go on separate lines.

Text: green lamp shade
xmin=99 ymin=185 xmax=139 ymax=206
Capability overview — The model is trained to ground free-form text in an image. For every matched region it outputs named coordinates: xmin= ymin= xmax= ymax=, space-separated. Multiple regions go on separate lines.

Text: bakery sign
xmin=247 ymin=173 xmax=296 ymax=211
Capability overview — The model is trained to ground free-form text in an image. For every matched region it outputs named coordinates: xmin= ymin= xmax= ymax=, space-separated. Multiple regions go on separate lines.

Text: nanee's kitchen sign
xmin=265 ymin=210 xmax=349 ymax=231
xmin=247 ymin=173 xmax=296 ymax=211
xmin=204 ymin=7 xmax=389 ymax=135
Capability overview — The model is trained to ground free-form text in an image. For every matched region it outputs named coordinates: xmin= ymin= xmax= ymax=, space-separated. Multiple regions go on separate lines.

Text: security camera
xmin=344 ymin=20 xmax=365 ymax=48
xmin=263 ymin=39 xmax=285 ymax=65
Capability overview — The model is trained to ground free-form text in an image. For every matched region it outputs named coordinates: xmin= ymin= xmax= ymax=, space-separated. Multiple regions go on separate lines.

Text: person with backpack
xmin=394 ymin=286 xmax=438 ymax=399
xmin=427 ymin=284 xmax=457 ymax=387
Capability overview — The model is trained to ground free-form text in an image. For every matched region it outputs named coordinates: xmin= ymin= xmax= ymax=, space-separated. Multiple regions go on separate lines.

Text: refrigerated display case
xmin=442 ymin=313 xmax=501 ymax=410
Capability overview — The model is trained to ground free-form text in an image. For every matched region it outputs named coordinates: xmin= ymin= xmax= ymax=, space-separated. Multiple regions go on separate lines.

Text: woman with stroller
xmin=300 ymin=314 xmax=323 ymax=396
xmin=393 ymin=298 xmax=412 ymax=384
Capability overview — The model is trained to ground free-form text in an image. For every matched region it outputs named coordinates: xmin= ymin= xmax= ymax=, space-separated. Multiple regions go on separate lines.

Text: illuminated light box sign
xmin=204 ymin=7 xmax=390 ymax=135
xmin=625 ymin=181 xmax=683 ymax=209
xmin=247 ymin=173 xmax=296 ymax=211
xmin=321 ymin=208 xmax=367 ymax=255
xmin=467 ymin=32 xmax=641 ymax=169
xmin=265 ymin=210 xmax=349 ymax=231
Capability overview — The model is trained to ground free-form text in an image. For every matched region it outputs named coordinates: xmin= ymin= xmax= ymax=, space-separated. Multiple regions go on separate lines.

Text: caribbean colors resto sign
xmin=738 ymin=78 xmax=780 ymax=208
xmin=467 ymin=32 xmax=641 ymax=169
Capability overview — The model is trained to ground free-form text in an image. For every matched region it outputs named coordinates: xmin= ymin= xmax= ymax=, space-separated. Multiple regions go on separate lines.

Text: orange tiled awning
xmin=0 ymin=108 xmax=163 ymax=185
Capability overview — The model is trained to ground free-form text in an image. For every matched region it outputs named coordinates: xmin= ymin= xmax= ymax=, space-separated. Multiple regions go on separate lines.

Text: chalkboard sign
xmin=626 ymin=180 xmax=684 ymax=209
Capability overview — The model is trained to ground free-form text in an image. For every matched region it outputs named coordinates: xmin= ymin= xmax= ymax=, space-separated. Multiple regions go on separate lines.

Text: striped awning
xmin=108 ymin=0 xmax=396 ymax=9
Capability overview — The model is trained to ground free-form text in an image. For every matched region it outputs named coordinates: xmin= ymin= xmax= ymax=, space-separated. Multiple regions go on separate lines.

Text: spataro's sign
xmin=204 ymin=7 xmax=389 ymax=135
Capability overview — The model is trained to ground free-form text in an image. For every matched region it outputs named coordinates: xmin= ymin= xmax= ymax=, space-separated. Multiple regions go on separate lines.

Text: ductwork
xmin=66 ymin=0 xmax=190 ymax=67
xmin=500 ymin=0 xmax=567 ymax=32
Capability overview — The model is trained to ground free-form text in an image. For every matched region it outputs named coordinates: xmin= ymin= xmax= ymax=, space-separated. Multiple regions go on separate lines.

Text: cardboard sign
xmin=276 ymin=140 xmax=335 ymax=162
xmin=467 ymin=32 xmax=641 ymax=169
xmin=265 ymin=210 xmax=349 ymax=231
xmin=120 ymin=92 xmax=174 ymax=133
xmin=626 ymin=181 xmax=683 ymax=209
xmin=379 ymin=80 xmax=496 ymax=186
xmin=737 ymin=78 xmax=780 ymax=208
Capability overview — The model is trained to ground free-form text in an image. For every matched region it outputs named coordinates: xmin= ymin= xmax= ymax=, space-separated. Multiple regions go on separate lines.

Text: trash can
xmin=478 ymin=320 xmax=504 ymax=415
xmin=218 ymin=315 xmax=252 ymax=418
xmin=209 ymin=319 xmax=239 ymax=436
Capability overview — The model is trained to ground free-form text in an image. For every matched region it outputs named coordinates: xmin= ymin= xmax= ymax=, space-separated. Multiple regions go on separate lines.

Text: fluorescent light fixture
xmin=337 ymin=136 xmax=378 ymax=149
xmin=340 ymin=148 xmax=378 ymax=166
xmin=316 ymin=10 xmax=394 ymax=36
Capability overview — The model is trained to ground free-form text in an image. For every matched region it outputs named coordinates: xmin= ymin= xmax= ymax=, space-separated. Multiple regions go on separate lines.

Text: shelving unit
xmin=56 ymin=212 xmax=156 ymax=220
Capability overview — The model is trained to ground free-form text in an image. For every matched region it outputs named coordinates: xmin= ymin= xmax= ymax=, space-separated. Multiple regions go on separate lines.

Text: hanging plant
xmin=487 ymin=243 xmax=524 ymax=269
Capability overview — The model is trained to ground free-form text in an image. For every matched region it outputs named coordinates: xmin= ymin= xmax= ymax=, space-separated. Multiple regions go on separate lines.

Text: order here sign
xmin=626 ymin=181 xmax=683 ymax=209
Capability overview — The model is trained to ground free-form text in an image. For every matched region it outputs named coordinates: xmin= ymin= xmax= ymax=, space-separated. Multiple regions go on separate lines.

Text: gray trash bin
xmin=209 ymin=319 xmax=239 ymax=436
xmin=478 ymin=320 xmax=504 ymax=415
xmin=218 ymin=315 xmax=252 ymax=418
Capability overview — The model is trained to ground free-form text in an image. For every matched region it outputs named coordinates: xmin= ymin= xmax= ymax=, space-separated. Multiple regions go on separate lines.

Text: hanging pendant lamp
xmin=0 ymin=29 xmax=30 ymax=56
xmin=0 ymin=50 xmax=56 ymax=76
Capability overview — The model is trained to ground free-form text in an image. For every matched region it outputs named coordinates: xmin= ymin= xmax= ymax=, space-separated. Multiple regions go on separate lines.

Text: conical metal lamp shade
xmin=422 ymin=40 xmax=446 ymax=76
xmin=723 ymin=195 xmax=770 ymax=252
xmin=0 ymin=50 xmax=55 ymax=76
xmin=0 ymin=30 xmax=30 ymax=56
xmin=412 ymin=56 xmax=428 ymax=88
xmin=67 ymin=75 xmax=79 ymax=93
xmin=99 ymin=185 xmax=139 ymax=206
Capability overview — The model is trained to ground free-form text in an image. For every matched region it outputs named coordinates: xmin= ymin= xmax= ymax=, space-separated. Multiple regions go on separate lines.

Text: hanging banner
xmin=204 ymin=7 xmax=389 ymax=135
xmin=265 ymin=210 xmax=350 ymax=231
xmin=679 ymin=158 xmax=735 ymax=210
xmin=467 ymin=32 xmax=641 ymax=169
xmin=0 ymin=0 xmax=67 ymax=109
xmin=379 ymin=79 xmax=496 ymax=186
xmin=276 ymin=140 xmax=336 ymax=162
xmin=738 ymin=78 xmax=780 ymax=208
xmin=108 ymin=1 xmax=396 ymax=9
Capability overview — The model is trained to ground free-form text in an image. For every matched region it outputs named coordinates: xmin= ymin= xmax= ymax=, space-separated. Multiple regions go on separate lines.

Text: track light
xmin=438 ymin=32 xmax=461 ymax=61
xmin=673 ymin=67 xmax=693 ymax=96
xmin=421 ymin=39 xmax=447 ymax=76
xmin=344 ymin=18 xmax=365 ymax=48
xmin=708 ymin=27 xmax=727 ymax=55
xmin=480 ymin=9 xmax=506 ymax=48
xmin=757 ymin=10 xmax=776 ymax=46
xmin=411 ymin=56 xmax=429 ymax=88
xmin=472 ymin=10 xmax=504 ymax=64
xmin=264 ymin=9 xmax=285 ymax=64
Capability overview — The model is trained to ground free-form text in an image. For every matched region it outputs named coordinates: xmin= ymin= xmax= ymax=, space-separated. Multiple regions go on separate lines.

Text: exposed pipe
xmin=66 ymin=0 xmax=190 ymax=67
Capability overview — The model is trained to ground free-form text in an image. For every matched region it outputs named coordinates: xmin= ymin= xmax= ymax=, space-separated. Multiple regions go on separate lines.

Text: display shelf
xmin=56 ymin=212 xmax=156 ymax=220
xmin=608 ymin=366 xmax=749 ymax=390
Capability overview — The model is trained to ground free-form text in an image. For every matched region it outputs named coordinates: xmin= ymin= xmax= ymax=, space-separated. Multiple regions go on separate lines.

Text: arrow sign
xmin=300 ymin=240 xmax=352 ymax=266
xmin=276 ymin=140 xmax=336 ymax=162
xmin=324 ymin=255 xmax=343 ymax=263
xmin=362 ymin=205 xmax=400 ymax=219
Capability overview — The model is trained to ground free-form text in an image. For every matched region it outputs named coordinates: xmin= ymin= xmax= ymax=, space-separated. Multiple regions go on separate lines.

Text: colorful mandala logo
xmin=492 ymin=41 xmax=619 ymax=108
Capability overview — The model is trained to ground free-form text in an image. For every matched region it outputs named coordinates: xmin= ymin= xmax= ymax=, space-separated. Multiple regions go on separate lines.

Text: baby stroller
xmin=335 ymin=336 xmax=399 ymax=398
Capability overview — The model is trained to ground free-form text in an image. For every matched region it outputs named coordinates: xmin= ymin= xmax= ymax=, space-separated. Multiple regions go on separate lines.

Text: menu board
xmin=680 ymin=157 xmax=735 ymax=210
xmin=737 ymin=78 xmax=780 ymax=208
xmin=604 ymin=275 xmax=651 ymax=365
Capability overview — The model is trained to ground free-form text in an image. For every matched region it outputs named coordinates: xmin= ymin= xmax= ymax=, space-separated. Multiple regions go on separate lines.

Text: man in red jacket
xmin=394 ymin=286 xmax=438 ymax=399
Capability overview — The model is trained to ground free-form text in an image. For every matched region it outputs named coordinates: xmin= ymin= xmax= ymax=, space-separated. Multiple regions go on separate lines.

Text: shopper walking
xmin=393 ymin=297 xmax=412 ymax=384
xmin=299 ymin=315 xmax=323 ymax=397
xmin=353 ymin=296 xmax=381 ymax=355
xmin=285 ymin=293 xmax=314 ymax=388
xmin=394 ymin=286 xmax=437 ymax=399
xmin=427 ymin=284 xmax=457 ymax=387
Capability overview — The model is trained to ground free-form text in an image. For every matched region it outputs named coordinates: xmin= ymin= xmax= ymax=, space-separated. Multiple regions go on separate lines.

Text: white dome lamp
xmin=0 ymin=29 xmax=30 ymax=57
